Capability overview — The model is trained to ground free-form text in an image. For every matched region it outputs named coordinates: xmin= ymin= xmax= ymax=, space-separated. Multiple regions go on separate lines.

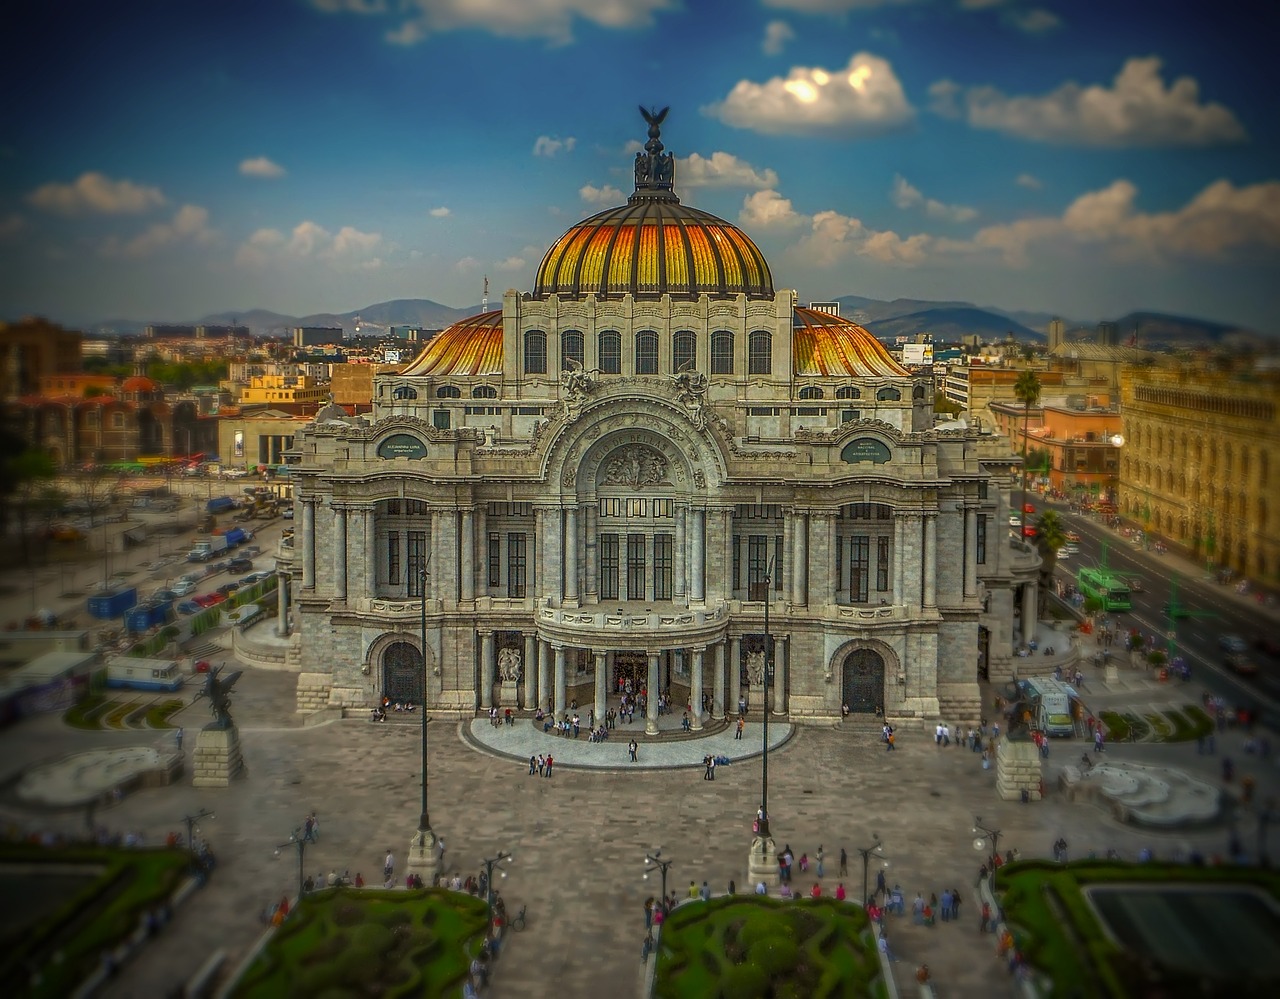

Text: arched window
xmin=836 ymin=386 xmax=860 ymax=400
xmin=672 ymin=331 xmax=696 ymax=373
xmin=561 ymin=331 xmax=584 ymax=371
xmin=635 ymin=331 xmax=658 ymax=375
xmin=798 ymin=386 xmax=824 ymax=400
xmin=913 ymin=384 xmax=926 ymax=401
xmin=435 ymin=385 xmax=461 ymax=399
xmin=710 ymin=331 xmax=734 ymax=375
xmin=471 ymin=386 xmax=497 ymax=399
xmin=392 ymin=385 xmax=418 ymax=400
xmin=876 ymin=387 xmax=901 ymax=401
xmin=598 ymin=331 xmax=621 ymax=374
xmin=748 ymin=331 xmax=772 ymax=375
xmin=524 ymin=331 xmax=547 ymax=375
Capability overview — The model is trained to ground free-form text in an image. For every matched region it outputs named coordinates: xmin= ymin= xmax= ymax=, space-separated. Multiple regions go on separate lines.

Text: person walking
xmin=383 ymin=850 xmax=394 ymax=884
xmin=839 ymin=847 xmax=849 ymax=876
xmin=544 ymin=754 xmax=554 ymax=778
xmin=528 ymin=755 xmax=537 ymax=776
xmin=629 ymin=739 xmax=639 ymax=763
xmin=735 ymin=717 xmax=745 ymax=740
xmin=816 ymin=845 xmax=825 ymax=879
xmin=175 ymin=727 xmax=184 ymax=752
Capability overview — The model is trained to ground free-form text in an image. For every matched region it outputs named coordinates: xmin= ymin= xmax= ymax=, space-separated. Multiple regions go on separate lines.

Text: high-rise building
xmin=292 ymin=327 xmax=344 ymax=348
xmin=1096 ymin=321 xmax=1118 ymax=347
xmin=1047 ymin=318 xmax=1066 ymax=352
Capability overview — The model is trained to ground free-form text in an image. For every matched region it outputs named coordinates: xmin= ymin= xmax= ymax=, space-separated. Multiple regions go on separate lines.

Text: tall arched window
xmin=672 ymin=331 xmax=696 ymax=373
xmin=710 ymin=331 xmax=734 ymax=375
xmin=876 ymin=387 xmax=901 ymax=401
xmin=836 ymin=386 xmax=860 ymax=399
xmin=524 ymin=331 xmax=547 ymax=375
xmin=798 ymin=386 xmax=824 ymax=400
xmin=598 ymin=331 xmax=622 ymax=374
xmin=748 ymin=331 xmax=772 ymax=375
xmin=635 ymin=331 xmax=658 ymax=375
xmin=561 ymin=330 xmax=584 ymax=371
xmin=435 ymin=385 xmax=461 ymax=399
xmin=471 ymin=386 xmax=497 ymax=399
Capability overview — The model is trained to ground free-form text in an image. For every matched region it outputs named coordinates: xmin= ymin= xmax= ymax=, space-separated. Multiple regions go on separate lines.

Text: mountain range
xmin=87 ymin=295 xmax=1264 ymax=347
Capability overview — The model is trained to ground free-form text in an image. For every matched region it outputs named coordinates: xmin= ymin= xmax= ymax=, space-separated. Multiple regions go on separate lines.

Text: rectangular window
xmin=626 ymin=533 xmax=646 ymax=600
xmin=625 ymin=498 xmax=647 ymax=517
xmin=600 ymin=533 xmax=620 ymax=600
xmin=774 ymin=535 xmax=784 ymax=592
xmin=652 ymin=499 xmax=673 ymax=518
xmin=835 ymin=533 xmax=842 ymax=592
xmin=599 ymin=498 xmax=621 ymax=517
xmin=978 ymin=481 xmax=989 ymax=500
xmin=387 ymin=531 xmax=400 ymax=586
xmin=851 ymin=535 xmax=870 ymax=603
xmin=732 ymin=536 xmax=741 ymax=592
xmin=507 ymin=533 xmax=527 ymax=598
xmin=487 ymin=532 xmax=501 ymax=587
xmin=711 ymin=332 xmax=734 ymax=374
xmin=747 ymin=535 xmax=769 ymax=601
xmin=407 ymin=531 xmax=427 ymax=596
xmin=654 ymin=533 xmax=673 ymax=600
xmin=386 ymin=499 xmax=402 ymax=515
xmin=840 ymin=409 xmax=860 ymax=423
xmin=747 ymin=406 xmax=779 ymax=416
xmin=432 ymin=409 xmax=451 ymax=430
xmin=876 ymin=536 xmax=890 ymax=591
xmin=976 ymin=514 xmax=987 ymax=565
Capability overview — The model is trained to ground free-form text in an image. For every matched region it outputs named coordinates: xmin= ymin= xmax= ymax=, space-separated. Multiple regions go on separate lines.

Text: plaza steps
xmin=187 ymin=642 xmax=220 ymax=661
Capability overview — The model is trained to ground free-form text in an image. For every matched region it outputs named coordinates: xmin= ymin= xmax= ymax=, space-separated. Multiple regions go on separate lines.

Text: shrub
xmin=719 ymin=963 xmax=769 ymax=999
xmin=748 ymin=936 xmax=799 ymax=976
xmin=737 ymin=916 xmax=795 ymax=949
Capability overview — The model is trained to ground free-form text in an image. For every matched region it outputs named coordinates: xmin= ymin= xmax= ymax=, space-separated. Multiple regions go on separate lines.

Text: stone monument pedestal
xmin=746 ymin=833 xmax=779 ymax=890
xmin=499 ymin=680 xmax=518 ymax=708
xmin=405 ymin=826 xmax=444 ymax=884
xmin=995 ymin=737 xmax=1042 ymax=801
xmin=191 ymin=725 xmax=245 ymax=788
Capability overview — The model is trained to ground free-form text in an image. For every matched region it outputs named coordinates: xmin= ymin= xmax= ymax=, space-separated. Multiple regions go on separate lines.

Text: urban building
xmin=942 ymin=365 xmax=1067 ymax=430
xmin=988 ymin=400 xmax=1122 ymax=498
xmin=217 ymin=409 xmax=310 ymax=471
xmin=0 ymin=318 xmax=83 ymax=400
xmin=282 ymin=112 xmax=1035 ymax=724
xmin=237 ymin=374 xmax=330 ymax=413
xmin=292 ymin=327 xmax=344 ymax=348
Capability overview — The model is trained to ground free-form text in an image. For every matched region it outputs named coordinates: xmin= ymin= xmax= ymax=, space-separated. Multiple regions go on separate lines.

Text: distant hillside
xmin=865 ymin=307 xmax=1040 ymax=343
xmin=1104 ymin=311 xmax=1255 ymax=347
xmin=298 ymin=299 xmax=477 ymax=334
xmin=196 ymin=308 xmax=300 ymax=333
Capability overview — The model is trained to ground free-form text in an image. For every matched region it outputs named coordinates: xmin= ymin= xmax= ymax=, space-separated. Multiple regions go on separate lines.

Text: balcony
xmin=536 ymin=600 xmax=729 ymax=648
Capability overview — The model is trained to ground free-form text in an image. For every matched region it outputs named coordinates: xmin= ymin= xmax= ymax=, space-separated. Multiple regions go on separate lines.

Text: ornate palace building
xmin=284 ymin=112 xmax=1032 ymax=726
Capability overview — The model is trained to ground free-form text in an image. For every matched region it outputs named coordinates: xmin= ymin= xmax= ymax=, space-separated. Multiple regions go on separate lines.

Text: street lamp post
xmin=182 ymin=808 xmax=215 ymax=858
xmin=406 ymin=563 xmax=443 ymax=882
xmin=746 ymin=565 xmax=780 ymax=889
xmin=973 ymin=816 xmax=1001 ymax=894
xmin=856 ymin=835 xmax=886 ymax=907
xmin=481 ymin=850 xmax=513 ymax=926
xmin=644 ymin=850 xmax=674 ymax=911
xmin=275 ymin=828 xmax=307 ymax=898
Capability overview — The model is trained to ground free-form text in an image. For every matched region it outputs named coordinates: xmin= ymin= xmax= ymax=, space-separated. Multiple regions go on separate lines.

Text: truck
xmin=223 ymin=526 xmax=248 ymax=548
xmin=87 ymin=587 xmax=138 ymax=620
xmin=1018 ymin=677 xmax=1078 ymax=737
xmin=124 ymin=599 xmax=174 ymax=633
xmin=106 ymin=655 xmax=185 ymax=692
xmin=206 ymin=495 xmax=238 ymax=515
xmin=188 ymin=535 xmax=230 ymax=561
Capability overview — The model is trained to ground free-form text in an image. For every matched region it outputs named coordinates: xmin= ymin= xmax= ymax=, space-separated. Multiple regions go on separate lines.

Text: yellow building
xmin=237 ymin=374 xmax=330 ymax=412
xmin=1119 ymin=365 xmax=1279 ymax=582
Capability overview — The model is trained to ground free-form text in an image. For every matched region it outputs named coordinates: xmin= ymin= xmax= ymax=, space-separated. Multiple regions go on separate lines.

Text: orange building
xmin=989 ymin=400 xmax=1122 ymax=497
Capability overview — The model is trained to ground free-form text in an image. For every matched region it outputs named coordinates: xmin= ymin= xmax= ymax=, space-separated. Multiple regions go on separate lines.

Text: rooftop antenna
xmin=482 ymin=275 xmax=489 ymax=314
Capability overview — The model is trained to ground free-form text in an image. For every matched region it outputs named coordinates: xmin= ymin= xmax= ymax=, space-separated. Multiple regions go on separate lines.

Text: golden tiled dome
xmin=400 ymin=311 xmax=503 ymax=377
xmin=792 ymin=307 xmax=909 ymax=378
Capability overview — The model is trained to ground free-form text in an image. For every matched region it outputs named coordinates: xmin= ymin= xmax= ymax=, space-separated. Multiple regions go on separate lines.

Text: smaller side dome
xmin=401 ymin=311 xmax=504 ymax=377
xmin=793 ymin=307 xmax=910 ymax=378
xmin=121 ymin=375 xmax=161 ymax=393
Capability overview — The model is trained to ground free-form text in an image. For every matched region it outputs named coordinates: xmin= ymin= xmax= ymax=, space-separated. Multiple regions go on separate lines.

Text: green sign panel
xmin=377 ymin=434 xmax=428 ymax=460
xmin=840 ymin=437 xmax=892 ymax=465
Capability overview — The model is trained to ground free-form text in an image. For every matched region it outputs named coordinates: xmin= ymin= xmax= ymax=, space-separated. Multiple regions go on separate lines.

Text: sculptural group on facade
xmin=746 ymin=650 xmax=766 ymax=687
xmin=561 ymin=360 xmax=595 ymax=424
xmin=670 ymin=369 xmax=710 ymax=430
xmin=498 ymin=647 xmax=523 ymax=683
xmin=604 ymin=446 xmax=667 ymax=488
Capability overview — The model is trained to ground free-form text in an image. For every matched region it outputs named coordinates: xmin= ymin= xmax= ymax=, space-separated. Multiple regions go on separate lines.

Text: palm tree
xmin=1033 ymin=509 xmax=1067 ymax=617
xmin=1013 ymin=369 xmax=1042 ymax=534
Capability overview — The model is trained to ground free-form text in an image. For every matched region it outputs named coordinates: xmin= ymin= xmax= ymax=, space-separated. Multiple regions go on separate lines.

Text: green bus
xmin=1077 ymin=566 xmax=1132 ymax=611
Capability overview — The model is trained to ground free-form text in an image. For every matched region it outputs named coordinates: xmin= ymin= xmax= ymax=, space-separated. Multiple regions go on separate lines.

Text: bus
xmin=1077 ymin=566 xmax=1132 ymax=611
xmin=1016 ymin=677 xmax=1079 ymax=737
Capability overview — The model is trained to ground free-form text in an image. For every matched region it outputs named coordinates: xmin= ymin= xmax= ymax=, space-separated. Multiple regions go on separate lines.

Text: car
xmin=1055 ymin=549 xmax=1071 ymax=561
xmin=227 ymin=558 xmax=253 ymax=574
xmin=192 ymin=594 xmax=217 ymax=608
xmin=216 ymin=582 xmax=240 ymax=597
xmin=212 ymin=560 xmax=232 ymax=574
xmin=151 ymin=589 xmax=177 ymax=602
xmin=1128 ymin=578 xmax=1145 ymax=593
xmin=172 ymin=579 xmax=197 ymax=596
xmin=1161 ymin=602 xmax=1192 ymax=620
xmin=194 ymin=660 xmax=212 ymax=673
xmin=1225 ymin=653 xmax=1258 ymax=676
xmin=1009 ymin=515 xmax=1022 ymax=528
xmin=177 ymin=600 xmax=201 ymax=615
xmin=247 ymin=570 xmax=273 ymax=583
xmin=1064 ymin=531 xmax=1081 ymax=543
xmin=207 ymin=592 xmax=227 ymax=605
xmin=1218 ymin=634 xmax=1249 ymax=654
xmin=1022 ymin=525 xmax=1037 ymax=538
xmin=224 ymin=468 xmax=249 ymax=479
xmin=282 ymin=507 xmax=294 ymax=519
xmin=1060 ymin=543 xmax=1080 ymax=555
xmin=240 ymin=546 xmax=261 ymax=559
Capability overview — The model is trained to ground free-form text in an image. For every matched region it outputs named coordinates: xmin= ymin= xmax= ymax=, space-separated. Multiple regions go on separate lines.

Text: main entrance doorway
xmin=841 ymin=649 xmax=884 ymax=714
xmin=612 ymin=651 xmax=647 ymax=693
xmin=382 ymin=641 xmax=423 ymax=704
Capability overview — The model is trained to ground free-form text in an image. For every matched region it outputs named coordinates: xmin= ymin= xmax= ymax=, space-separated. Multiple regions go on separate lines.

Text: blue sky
xmin=2 ymin=0 xmax=1277 ymax=332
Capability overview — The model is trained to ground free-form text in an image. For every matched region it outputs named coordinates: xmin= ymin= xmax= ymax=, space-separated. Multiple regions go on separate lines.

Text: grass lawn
xmin=64 ymin=693 xmax=108 ymax=729
xmin=233 ymin=887 xmax=490 ymax=999
xmin=998 ymin=860 xmax=1280 ymax=998
xmin=143 ymin=699 xmax=184 ymax=729
xmin=655 ymin=896 xmax=881 ymax=999
xmin=0 ymin=843 xmax=192 ymax=999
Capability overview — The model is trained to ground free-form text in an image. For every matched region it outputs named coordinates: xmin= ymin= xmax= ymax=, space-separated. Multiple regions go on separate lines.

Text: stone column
xmin=333 ymin=504 xmax=347 ymax=602
xmin=459 ymin=508 xmax=475 ymax=602
xmin=549 ymin=507 xmax=564 ymax=603
xmin=564 ymin=505 xmax=579 ymax=602
xmin=924 ymin=513 xmax=937 ymax=609
xmin=806 ymin=511 xmax=830 ymax=607
xmin=476 ymin=505 xmax=488 ymax=598
xmin=363 ymin=505 xmax=376 ymax=600
xmin=690 ymin=647 xmax=705 ymax=730
xmin=534 ymin=508 xmax=546 ymax=599
xmin=729 ymin=635 xmax=742 ymax=712
xmin=773 ymin=636 xmax=788 ymax=714
xmin=964 ymin=506 xmax=978 ymax=598
xmin=791 ymin=511 xmax=808 ymax=606
xmin=691 ymin=509 xmax=706 ymax=603
xmin=1022 ymin=582 xmax=1037 ymax=646
xmin=480 ymin=630 xmax=495 ymax=709
xmin=539 ymin=639 xmax=552 ymax=710
xmin=523 ymin=633 xmax=537 ymax=709
xmin=646 ymin=651 xmax=660 ymax=735
xmin=585 ymin=505 xmax=598 ymax=600
xmin=593 ymin=651 xmax=606 ymax=727
xmin=713 ymin=641 xmax=726 ymax=718
xmin=674 ymin=505 xmax=687 ymax=599
xmin=892 ymin=513 xmax=904 ymax=605
xmin=276 ymin=571 xmax=289 ymax=636
xmin=783 ymin=513 xmax=794 ymax=601
xmin=554 ymin=645 xmax=567 ymax=716
xmin=825 ymin=514 xmax=837 ymax=604
xmin=302 ymin=500 xmax=316 ymax=589
xmin=723 ymin=509 xmax=734 ymax=601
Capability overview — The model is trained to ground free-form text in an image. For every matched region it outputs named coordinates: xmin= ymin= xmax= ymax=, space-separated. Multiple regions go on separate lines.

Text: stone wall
xmin=295 ymin=672 xmax=332 ymax=714
xmin=995 ymin=737 xmax=1043 ymax=801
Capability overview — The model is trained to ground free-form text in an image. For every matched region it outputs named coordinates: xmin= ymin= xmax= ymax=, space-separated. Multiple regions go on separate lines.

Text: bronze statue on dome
xmin=635 ymin=105 xmax=675 ymax=193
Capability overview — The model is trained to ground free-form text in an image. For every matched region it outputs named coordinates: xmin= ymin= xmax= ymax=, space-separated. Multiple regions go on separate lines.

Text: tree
xmin=1013 ymin=369 xmax=1042 ymax=530
xmin=933 ymin=393 xmax=962 ymax=417
xmin=9 ymin=449 xmax=57 ymax=564
xmin=1032 ymin=509 xmax=1067 ymax=617
xmin=76 ymin=465 xmax=121 ymax=529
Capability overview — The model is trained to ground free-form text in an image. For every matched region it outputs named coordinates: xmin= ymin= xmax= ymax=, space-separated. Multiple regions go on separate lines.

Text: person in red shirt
xmin=810 ymin=882 xmax=821 ymax=898
xmin=835 ymin=883 xmax=847 ymax=901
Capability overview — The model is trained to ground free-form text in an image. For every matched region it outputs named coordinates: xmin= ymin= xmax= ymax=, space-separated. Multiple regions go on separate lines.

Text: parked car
xmin=151 ymin=589 xmax=177 ymax=602
xmin=240 ymin=546 xmax=262 ymax=559
xmin=216 ymin=582 xmax=240 ymax=597
xmin=246 ymin=571 xmax=273 ymax=584
xmin=1225 ymin=653 xmax=1258 ymax=676
xmin=177 ymin=600 xmax=201 ymax=615
xmin=172 ymin=579 xmax=197 ymax=596
xmin=281 ymin=508 xmax=294 ymax=520
xmin=194 ymin=660 xmax=212 ymax=673
xmin=227 ymin=558 xmax=253 ymax=574
xmin=1218 ymin=634 xmax=1249 ymax=654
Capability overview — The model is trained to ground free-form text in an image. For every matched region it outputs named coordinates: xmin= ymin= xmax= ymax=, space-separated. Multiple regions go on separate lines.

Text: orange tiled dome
xmin=400 ymin=311 xmax=504 ymax=377
xmin=121 ymin=375 xmax=161 ymax=393
xmin=792 ymin=307 xmax=910 ymax=378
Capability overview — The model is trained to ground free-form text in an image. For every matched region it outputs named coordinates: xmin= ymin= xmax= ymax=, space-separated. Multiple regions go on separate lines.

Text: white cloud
xmin=705 ymin=52 xmax=914 ymax=137
xmin=455 ymin=256 xmax=482 ymax=273
xmin=1005 ymin=7 xmax=1061 ymax=34
xmin=239 ymin=156 xmax=287 ymax=178
xmin=932 ymin=57 xmax=1246 ymax=147
xmin=429 ymin=206 xmax=451 ymax=217
xmin=891 ymin=174 xmax=977 ymax=222
xmin=1015 ymin=173 xmax=1042 ymax=190
xmin=100 ymin=204 xmax=214 ymax=258
xmin=678 ymin=152 xmax=778 ymax=189
xmin=533 ymin=135 xmax=577 ymax=157
xmin=739 ymin=190 xmax=806 ymax=230
xmin=496 ymin=256 xmax=526 ymax=271
xmin=29 ymin=172 xmax=165 ymax=216
xmin=313 ymin=0 xmax=674 ymax=46
xmin=579 ymin=183 xmax=624 ymax=205
xmin=762 ymin=20 xmax=795 ymax=56
xmin=234 ymin=219 xmax=382 ymax=268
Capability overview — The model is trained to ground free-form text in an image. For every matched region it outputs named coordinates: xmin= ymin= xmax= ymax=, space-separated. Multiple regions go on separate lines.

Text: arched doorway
xmin=841 ymin=649 xmax=884 ymax=714
xmin=382 ymin=641 xmax=423 ymax=704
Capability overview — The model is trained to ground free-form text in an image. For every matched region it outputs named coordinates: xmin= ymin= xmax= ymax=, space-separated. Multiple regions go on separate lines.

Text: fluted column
xmin=460 ymin=508 xmax=475 ymax=601
xmin=773 ymin=636 xmax=788 ymax=714
xmin=825 ymin=514 xmax=837 ymax=604
xmin=645 ymin=651 xmax=660 ymax=734
xmin=564 ymin=505 xmax=579 ymax=602
xmin=585 ymin=505 xmax=598 ymax=600
xmin=539 ymin=638 xmax=552 ymax=710
xmin=481 ymin=631 xmax=495 ymax=709
xmin=729 ymin=635 xmax=742 ymax=712
xmin=892 ymin=513 xmax=904 ymax=604
xmin=691 ymin=647 xmax=705 ymax=730
xmin=523 ymin=633 xmax=537 ymax=709
xmin=333 ymin=504 xmax=348 ymax=602
xmin=363 ymin=505 xmax=376 ymax=600
xmin=723 ymin=509 xmax=734 ymax=601
xmin=276 ymin=572 xmax=289 ymax=636
xmin=1022 ymin=583 xmax=1037 ymax=647
xmin=964 ymin=506 xmax=977 ymax=598
xmin=593 ymin=651 xmax=607 ymax=727
xmin=554 ymin=645 xmax=567 ymax=716
xmin=534 ymin=508 xmax=546 ymax=599
xmin=791 ymin=511 xmax=808 ymax=605
xmin=924 ymin=513 xmax=937 ymax=609
xmin=475 ymin=505 xmax=487 ymax=598
xmin=302 ymin=500 xmax=316 ymax=589
xmin=691 ymin=509 xmax=706 ymax=602
xmin=713 ymin=641 xmax=726 ymax=718
xmin=674 ymin=506 xmax=687 ymax=599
